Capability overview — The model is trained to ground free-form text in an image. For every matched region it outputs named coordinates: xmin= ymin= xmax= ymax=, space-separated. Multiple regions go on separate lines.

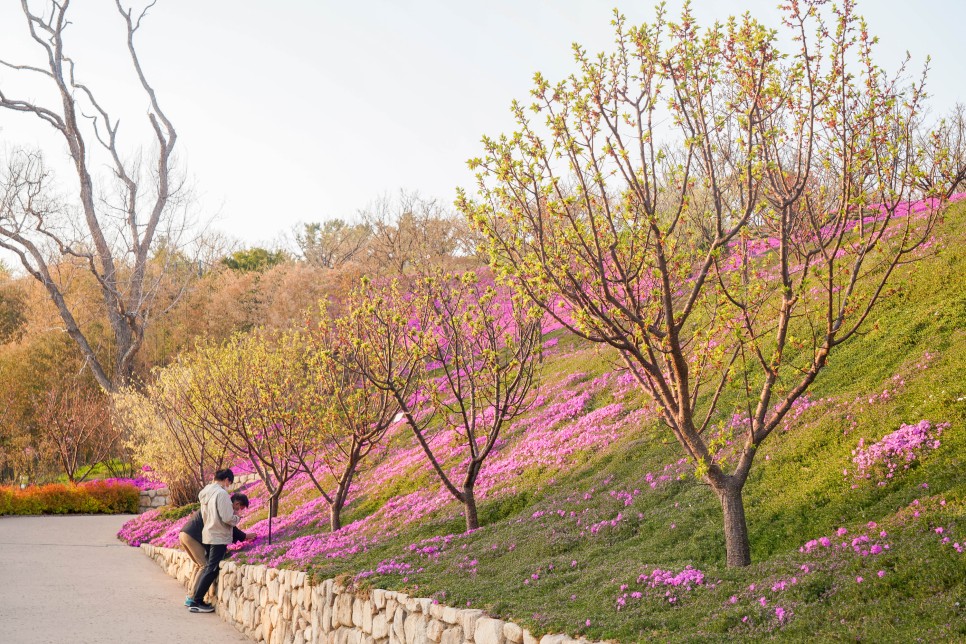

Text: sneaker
xmin=189 ymin=601 xmax=215 ymax=613
xmin=184 ymin=596 xmax=193 ymax=608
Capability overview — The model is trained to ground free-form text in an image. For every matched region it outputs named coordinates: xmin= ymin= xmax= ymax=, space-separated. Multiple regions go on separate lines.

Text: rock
xmin=363 ymin=603 xmax=374 ymax=634
xmin=371 ymin=612 xmax=389 ymax=639
xmin=353 ymin=597 xmax=364 ymax=627
xmin=321 ymin=600 xmax=333 ymax=633
xmin=539 ymin=636 xmax=567 ymax=644
xmin=372 ymin=589 xmax=386 ymax=610
xmin=391 ymin=607 xmax=405 ymax=643
xmin=426 ymin=618 xmax=444 ymax=642
xmin=441 ymin=607 xmax=459 ymax=625
xmin=405 ymin=613 xmax=428 ymax=644
xmin=439 ymin=626 xmax=464 ymax=644
xmin=475 ymin=617 xmax=506 ymax=644
xmin=503 ymin=622 xmax=523 ymax=644
xmin=461 ymin=610 xmax=484 ymax=638
xmin=336 ymin=593 xmax=353 ymax=627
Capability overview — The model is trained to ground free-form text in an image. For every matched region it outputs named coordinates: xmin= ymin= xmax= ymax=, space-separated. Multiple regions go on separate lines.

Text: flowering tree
xmin=409 ymin=270 xmax=542 ymax=530
xmin=113 ymin=368 xmax=232 ymax=506
xmin=298 ymin=311 xmax=401 ymax=531
xmin=458 ymin=2 xmax=951 ymax=565
xmin=173 ymin=331 xmax=308 ymax=533
xmin=340 ymin=273 xmax=542 ymax=530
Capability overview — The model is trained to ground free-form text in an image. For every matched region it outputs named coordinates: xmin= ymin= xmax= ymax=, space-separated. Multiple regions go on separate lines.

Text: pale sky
xmin=0 ymin=1 xmax=962 ymax=250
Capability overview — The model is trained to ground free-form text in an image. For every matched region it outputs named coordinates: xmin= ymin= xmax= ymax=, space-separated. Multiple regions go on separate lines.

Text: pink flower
xmin=856 ymin=576 xmax=864 ymax=584
xmin=585 ymin=620 xmax=591 ymax=627
xmin=877 ymin=570 xmax=885 ymax=578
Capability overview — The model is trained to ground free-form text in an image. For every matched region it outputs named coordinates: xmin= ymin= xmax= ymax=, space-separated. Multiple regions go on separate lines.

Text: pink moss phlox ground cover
xmin=849 ymin=420 xmax=948 ymax=485
xmin=95 ymin=476 xmax=166 ymax=491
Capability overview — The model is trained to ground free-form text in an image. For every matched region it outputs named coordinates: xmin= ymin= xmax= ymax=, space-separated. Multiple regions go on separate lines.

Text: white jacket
xmin=198 ymin=482 xmax=238 ymax=545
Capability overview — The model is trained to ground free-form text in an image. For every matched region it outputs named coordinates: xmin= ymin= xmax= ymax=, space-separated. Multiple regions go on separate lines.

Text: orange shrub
xmin=0 ymin=480 xmax=139 ymax=515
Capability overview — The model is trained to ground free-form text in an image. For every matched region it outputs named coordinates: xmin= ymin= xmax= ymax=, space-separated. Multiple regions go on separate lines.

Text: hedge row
xmin=0 ymin=480 xmax=139 ymax=515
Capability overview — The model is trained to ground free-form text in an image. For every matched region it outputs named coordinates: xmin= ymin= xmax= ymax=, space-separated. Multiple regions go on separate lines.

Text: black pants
xmin=192 ymin=543 xmax=227 ymax=603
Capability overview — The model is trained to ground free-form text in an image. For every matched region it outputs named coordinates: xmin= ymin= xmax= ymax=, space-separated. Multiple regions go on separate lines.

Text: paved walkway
xmin=0 ymin=515 xmax=249 ymax=644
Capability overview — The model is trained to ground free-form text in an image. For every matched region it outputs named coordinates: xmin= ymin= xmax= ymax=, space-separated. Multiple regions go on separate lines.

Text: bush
xmin=0 ymin=480 xmax=139 ymax=515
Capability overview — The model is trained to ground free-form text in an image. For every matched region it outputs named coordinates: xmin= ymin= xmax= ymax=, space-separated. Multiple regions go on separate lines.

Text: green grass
xmin=219 ymin=202 xmax=966 ymax=640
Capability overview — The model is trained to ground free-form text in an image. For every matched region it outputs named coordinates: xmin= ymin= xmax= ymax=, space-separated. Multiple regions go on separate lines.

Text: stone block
xmin=461 ymin=610 xmax=484 ymax=638
xmin=441 ymin=607 xmax=459 ymax=625
xmin=371 ymin=612 xmax=389 ymax=639
xmin=538 ymin=636 xmax=566 ymax=644
xmin=503 ymin=622 xmax=523 ymax=644
xmin=372 ymin=589 xmax=385 ymax=609
xmin=392 ymin=607 xmax=406 ymax=643
xmin=337 ymin=592 xmax=354 ymax=628
xmin=321 ymin=600 xmax=332 ymax=633
xmin=404 ymin=612 xmax=427 ymax=643
xmin=426 ymin=618 xmax=444 ymax=642
xmin=353 ymin=596 xmax=364 ymax=627
xmin=475 ymin=617 xmax=506 ymax=644
xmin=440 ymin=626 xmax=464 ymax=644
xmin=363 ymin=604 xmax=373 ymax=634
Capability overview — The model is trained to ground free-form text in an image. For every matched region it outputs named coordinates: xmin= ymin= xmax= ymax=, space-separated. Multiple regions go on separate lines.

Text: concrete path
xmin=0 ymin=514 xmax=250 ymax=644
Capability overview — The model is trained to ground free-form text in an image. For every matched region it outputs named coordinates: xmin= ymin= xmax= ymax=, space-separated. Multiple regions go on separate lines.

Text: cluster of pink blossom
xmin=800 ymin=524 xmax=891 ymax=558
xmin=849 ymin=420 xmax=948 ymax=485
xmin=614 ymin=565 xmax=707 ymax=609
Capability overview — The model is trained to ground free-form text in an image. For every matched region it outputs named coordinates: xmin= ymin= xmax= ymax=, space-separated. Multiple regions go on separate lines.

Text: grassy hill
xmin=121 ymin=201 xmax=966 ymax=642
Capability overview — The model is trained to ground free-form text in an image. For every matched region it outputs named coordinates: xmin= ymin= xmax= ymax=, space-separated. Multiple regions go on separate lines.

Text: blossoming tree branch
xmin=458 ymin=1 xmax=958 ymax=566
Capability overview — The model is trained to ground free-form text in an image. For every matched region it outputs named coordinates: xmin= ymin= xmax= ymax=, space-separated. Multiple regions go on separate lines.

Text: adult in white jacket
xmin=188 ymin=468 xmax=239 ymax=613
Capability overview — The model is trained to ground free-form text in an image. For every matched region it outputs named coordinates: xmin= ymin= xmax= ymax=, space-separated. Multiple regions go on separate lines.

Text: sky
xmin=0 ymin=0 xmax=963 ymax=250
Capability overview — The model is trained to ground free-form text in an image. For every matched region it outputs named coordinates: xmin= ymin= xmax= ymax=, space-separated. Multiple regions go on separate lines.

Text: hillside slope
xmin=122 ymin=201 xmax=966 ymax=642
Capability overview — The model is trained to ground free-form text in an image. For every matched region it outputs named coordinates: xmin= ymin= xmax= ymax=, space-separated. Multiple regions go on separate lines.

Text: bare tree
xmin=0 ymin=0 xmax=182 ymax=391
xmin=920 ymin=103 xmax=966 ymax=198
xmin=296 ymin=219 xmax=371 ymax=269
xmin=361 ymin=191 xmax=466 ymax=274
xmin=37 ymin=379 xmax=118 ymax=483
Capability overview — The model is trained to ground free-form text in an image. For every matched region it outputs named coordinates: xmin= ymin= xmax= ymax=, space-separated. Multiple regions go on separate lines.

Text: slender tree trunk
xmin=463 ymin=485 xmax=479 ymax=531
xmin=714 ymin=479 xmax=752 ymax=567
xmin=329 ymin=503 xmax=342 ymax=532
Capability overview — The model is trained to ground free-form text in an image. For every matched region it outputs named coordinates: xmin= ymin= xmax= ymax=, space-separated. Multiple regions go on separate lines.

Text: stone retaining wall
xmin=141 ymin=544 xmax=596 ymax=644
xmin=138 ymin=487 xmax=170 ymax=513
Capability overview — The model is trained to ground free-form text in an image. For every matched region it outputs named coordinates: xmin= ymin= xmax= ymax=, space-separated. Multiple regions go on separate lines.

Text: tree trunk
xmin=329 ymin=502 xmax=342 ymax=532
xmin=715 ymin=480 xmax=752 ymax=567
xmin=463 ymin=486 xmax=479 ymax=531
